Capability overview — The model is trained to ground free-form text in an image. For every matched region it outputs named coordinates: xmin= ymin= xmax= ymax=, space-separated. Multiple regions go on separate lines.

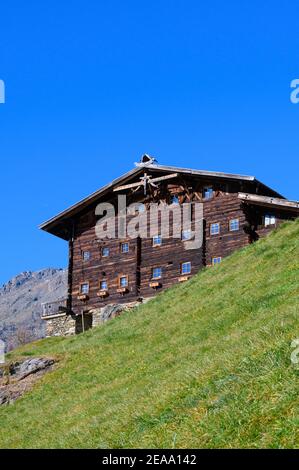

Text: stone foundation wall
xmin=43 ymin=314 xmax=76 ymax=337
xmin=43 ymin=298 xmax=154 ymax=338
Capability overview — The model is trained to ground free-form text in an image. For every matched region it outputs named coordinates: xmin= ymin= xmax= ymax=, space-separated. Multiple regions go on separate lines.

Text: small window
xmin=102 ymin=247 xmax=110 ymax=257
xmin=152 ymin=267 xmax=162 ymax=279
xmin=171 ymin=195 xmax=179 ymax=205
xmin=203 ymin=187 xmax=213 ymax=199
xmin=82 ymin=251 xmax=90 ymax=261
xmin=119 ymin=276 xmax=128 ymax=287
xmin=121 ymin=242 xmax=129 ymax=253
xmin=128 ymin=203 xmax=146 ymax=216
xmin=210 ymin=223 xmax=220 ymax=235
xmin=80 ymin=283 xmax=89 ymax=294
xmin=181 ymin=262 xmax=191 ymax=275
xmin=181 ymin=229 xmax=192 ymax=241
xmin=212 ymin=257 xmax=222 ymax=265
xmin=153 ymin=235 xmax=162 ymax=246
xmin=138 ymin=203 xmax=146 ymax=213
xmin=265 ymin=215 xmax=276 ymax=227
xmin=100 ymin=280 xmax=108 ymax=290
xmin=229 ymin=219 xmax=240 ymax=231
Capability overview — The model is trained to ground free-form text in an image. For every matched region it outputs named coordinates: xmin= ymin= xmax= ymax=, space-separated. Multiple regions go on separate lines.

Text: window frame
xmin=82 ymin=250 xmax=91 ymax=262
xmin=121 ymin=242 xmax=129 ymax=254
xmin=152 ymin=267 xmax=162 ymax=280
xmin=100 ymin=280 xmax=108 ymax=291
xmin=203 ymin=187 xmax=214 ymax=200
xmin=102 ymin=247 xmax=110 ymax=257
xmin=264 ymin=214 xmax=276 ymax=227
xmin=80 ymin=282 xmax=90 ymax=294
xmin=171 ymin=194 xmax=180 ymax=205
xmin=153 ymin=235 xmax=162 ymax=247
xmin=181 ymin=262 xmax=192 ymax=275
xmin=119 ymin=275 xmax=129 ymax=288
xmin=137 ymin=203 xmax=146 ymax=213
xmin=229 ymin=218 xmax=240 ymax=232
xmin=210 ymin=222 xmax=220 ymax=236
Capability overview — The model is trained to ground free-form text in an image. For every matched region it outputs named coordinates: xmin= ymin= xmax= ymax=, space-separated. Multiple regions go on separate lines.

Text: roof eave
xmin=149 ymin=164 xmax=255 ymax=181
xmin=39 ymin=166 xmax=144 ymax=232
xmin=238 ymin=192 xmax=299 ymax=212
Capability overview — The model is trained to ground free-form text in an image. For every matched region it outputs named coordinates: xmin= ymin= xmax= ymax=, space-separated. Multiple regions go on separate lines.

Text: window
xmin=212 ymin=257 xmax=222 ymax=265
xmin=80 ymin=283 xmax=89 ymax=294
xmin=119 ymin=276 xmax=128 ymax=288
xmin=100 ymin=280 xmax=108 ymax=290
xmin=152 ymin=267 xmax=162 ymax=279
xmin=153 ymin=235 xmax=162 ymax=246
xmin=229 ymin=219 xmax=240 ymax=231
xmin=82 ymin=251 xmax=90 ymax=261
xmin=128 ymin=203 xmax=146 ymax=216
xmin=137 ymin=203 xmax=146 ymax=213
xmin=210 ymin=223 xmax=220 ymax=235
xmin=171 ymin=195 xmax=179 ymax=205
xmin=265 ymin=215 xmax=276 ymax=227
xmin=203 ymin=187 xmax=213 ymax=199
xmin=102 ymin=247 xmax=110 ymax=257
xmin=181 ymin=229 xmax=192 ymax=241
xmin=181 ymin=262 xmax=191 ymax=275
xmin=121 ymin=242 xmax=129 ymax=253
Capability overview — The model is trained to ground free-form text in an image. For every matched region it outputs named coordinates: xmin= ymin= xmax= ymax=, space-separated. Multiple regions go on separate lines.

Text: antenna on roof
xmin=135 ymin=154 xmax=158 ymax=167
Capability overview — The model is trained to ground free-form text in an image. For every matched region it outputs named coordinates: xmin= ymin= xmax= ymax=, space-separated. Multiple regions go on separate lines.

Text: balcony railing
xmin=41 ymin=298 xmax=68 ymax=318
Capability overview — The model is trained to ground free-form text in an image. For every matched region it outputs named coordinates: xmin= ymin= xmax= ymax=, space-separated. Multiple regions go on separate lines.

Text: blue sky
xmin=0 ymin=1 xmax=299 ymax=285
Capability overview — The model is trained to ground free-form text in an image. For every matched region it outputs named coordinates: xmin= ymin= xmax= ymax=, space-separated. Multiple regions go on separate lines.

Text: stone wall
xmin=43 ymin=298 xmax=154 ymax=337
xmin=43 ymin=313 xmax=76 ymax=337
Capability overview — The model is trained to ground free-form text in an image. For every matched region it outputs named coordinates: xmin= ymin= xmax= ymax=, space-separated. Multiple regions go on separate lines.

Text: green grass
xmin=1 ymin=220 xmax=299 ymax=449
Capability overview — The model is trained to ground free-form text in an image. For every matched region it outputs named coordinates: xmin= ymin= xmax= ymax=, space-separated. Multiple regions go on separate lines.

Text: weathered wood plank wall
xmin=68 ymin=176 xmax=297 ymax=315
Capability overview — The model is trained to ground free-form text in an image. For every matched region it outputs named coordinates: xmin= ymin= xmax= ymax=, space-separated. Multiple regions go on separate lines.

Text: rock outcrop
xmin=0 ymin=357 xmax=55 ymax=405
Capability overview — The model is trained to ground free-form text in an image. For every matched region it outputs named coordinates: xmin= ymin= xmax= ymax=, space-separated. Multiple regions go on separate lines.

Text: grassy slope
xmin=1 ymin=220 xmax=299 ymax=449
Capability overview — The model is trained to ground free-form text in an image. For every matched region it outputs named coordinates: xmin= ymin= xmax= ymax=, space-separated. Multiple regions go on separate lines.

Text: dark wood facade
xmin=40 ymin=158 xmax=299 ymax=318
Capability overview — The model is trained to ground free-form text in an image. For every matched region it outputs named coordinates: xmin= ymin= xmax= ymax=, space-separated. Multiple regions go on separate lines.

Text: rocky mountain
xmin=0 ymin=268 xmax=67 ymax=351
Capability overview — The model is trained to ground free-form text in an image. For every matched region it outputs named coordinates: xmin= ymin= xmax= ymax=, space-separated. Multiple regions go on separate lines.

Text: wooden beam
xmin=113 ymin=173 xmax=178 ymax=192
xmin=147 ymin=173 xmax=178 ymax=184
xmin=113 ymin=181 xmax=142 ymax=191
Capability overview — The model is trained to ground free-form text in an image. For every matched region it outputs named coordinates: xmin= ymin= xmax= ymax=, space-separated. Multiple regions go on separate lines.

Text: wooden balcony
xmin=41 ymin=298 xmax=68 ymax=319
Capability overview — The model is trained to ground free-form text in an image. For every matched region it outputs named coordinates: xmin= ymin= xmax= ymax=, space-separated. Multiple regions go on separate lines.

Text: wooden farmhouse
xmin=40 ymin=155 xmax=299 ymax=335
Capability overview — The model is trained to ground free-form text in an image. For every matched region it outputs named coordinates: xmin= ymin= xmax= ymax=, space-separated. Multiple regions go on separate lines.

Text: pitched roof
xmin=39 ymin=163 xmax=285 ymax=239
